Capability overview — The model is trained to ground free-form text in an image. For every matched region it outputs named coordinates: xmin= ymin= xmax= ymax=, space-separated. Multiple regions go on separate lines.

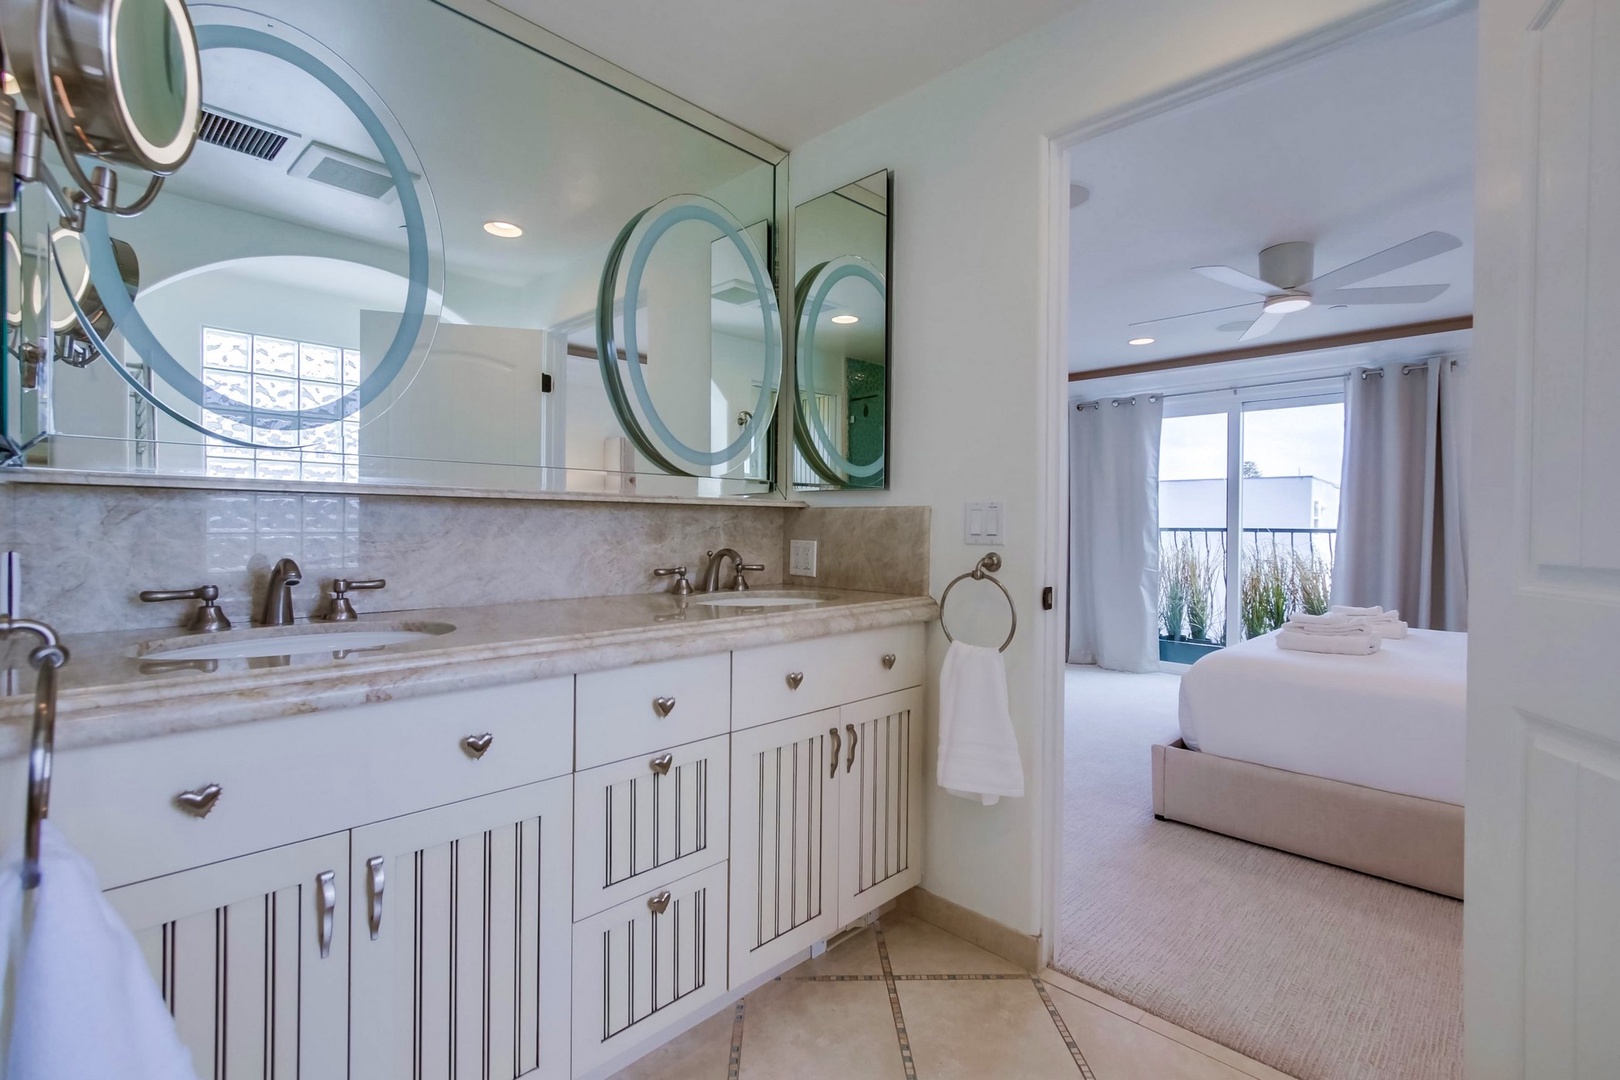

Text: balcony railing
xmin=1159 ymin=527 xmax=1337 ymax=645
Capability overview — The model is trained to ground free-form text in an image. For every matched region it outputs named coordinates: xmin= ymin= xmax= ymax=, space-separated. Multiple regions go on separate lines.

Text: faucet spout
xmin=260 ymin=557 xmax=303 ymax=626
xmin=701 ymin=548 xmax=742 ymax=593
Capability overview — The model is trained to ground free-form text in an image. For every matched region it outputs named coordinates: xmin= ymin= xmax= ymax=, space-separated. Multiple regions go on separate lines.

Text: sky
xmin=1160 ymin=402 xmax=1344 ymax=484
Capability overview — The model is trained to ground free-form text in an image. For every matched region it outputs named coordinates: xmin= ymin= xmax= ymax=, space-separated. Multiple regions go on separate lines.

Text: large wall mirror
xmin=2 ymin=0 xmax=782 ymax=498
xmin=792 ymin=170 xmax=890 ymax=490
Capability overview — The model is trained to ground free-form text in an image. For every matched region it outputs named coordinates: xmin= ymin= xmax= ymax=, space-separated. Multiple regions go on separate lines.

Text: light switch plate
xmin=964 ymin=502 xmax=1004 ymax=545
xmin=790 ymin=538 xmax=818 ymax=577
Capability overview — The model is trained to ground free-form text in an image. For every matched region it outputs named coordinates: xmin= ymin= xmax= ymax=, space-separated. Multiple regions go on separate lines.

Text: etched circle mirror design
xmin=596 ymin=194 xmax=782 ymax=476
xmin=794 ymin=255 xmax=886 ymax=482
xmin=77 ymin=7 xmax=442 ymax=444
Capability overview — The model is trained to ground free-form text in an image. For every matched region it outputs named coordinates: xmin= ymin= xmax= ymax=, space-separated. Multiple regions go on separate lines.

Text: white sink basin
xmin=694 ymin=594 xmax=825 ymax=608
xmin=139 ymin=622 xmax=456 ymax=662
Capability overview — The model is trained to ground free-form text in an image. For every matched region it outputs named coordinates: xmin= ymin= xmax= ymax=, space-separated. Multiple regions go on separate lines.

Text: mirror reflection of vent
xmin=197 ymin=108 xmax=292 ymax=161
xmin=289 ymin=142 xmax=413 ymax=205
xmin=712 ymin=278 xmax=760 ymax=306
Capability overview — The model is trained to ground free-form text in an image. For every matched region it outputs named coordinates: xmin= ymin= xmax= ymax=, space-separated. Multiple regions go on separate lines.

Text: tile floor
xmin=608 ymin=912 xmax=1296 ymax=1080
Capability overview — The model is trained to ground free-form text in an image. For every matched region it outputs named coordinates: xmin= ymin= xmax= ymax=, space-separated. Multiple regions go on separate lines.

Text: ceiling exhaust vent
xmin=289 ymin=142 xmax=413 ymax=204
xmin=712 ymin=278 xmax=761 ymax=306
xmin=197 ymin=107 xmax=293 ymax=161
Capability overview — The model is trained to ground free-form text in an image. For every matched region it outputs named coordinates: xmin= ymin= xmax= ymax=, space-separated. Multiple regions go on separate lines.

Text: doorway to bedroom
xmin=1051 ymin=5 xmax=1474 ymax=1079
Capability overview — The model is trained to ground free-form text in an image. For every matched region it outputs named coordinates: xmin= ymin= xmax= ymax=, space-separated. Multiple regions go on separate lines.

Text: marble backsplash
xmin=1 ymin=479 xmax=930 ymax=635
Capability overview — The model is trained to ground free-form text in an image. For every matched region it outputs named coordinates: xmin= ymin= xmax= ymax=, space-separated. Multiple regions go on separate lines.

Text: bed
xmin=1151 ymin=628 xmax=1466 ymax=898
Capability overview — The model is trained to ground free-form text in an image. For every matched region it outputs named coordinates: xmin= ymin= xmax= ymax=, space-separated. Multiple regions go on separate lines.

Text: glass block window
xmin=201 ymin=328 xmax=362 ymax=483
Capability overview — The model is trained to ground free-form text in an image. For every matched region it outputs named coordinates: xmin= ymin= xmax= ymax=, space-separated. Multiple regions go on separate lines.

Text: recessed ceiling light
xmin=483 ymin=220 xmax=523 ymax=239
xmin=1128 ymin=337 xmax=1155 ymax=346
xmin=1263 ymin=292 xmax=1311 ymax=314
xmin=830 ymin=314 xmax=859 ymax=325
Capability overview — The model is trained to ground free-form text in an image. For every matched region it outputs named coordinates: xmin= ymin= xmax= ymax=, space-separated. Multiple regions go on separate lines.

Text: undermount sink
xmin=693 ymin=593 xmax=825 ymax=608
xmin=137 ymin=621 xmax=457 ymax=662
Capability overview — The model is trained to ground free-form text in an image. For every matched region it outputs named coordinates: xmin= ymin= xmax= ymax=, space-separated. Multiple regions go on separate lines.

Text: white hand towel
xmin=1328 ymin=605 xmax=1409 ymax=638
xmin=936 ymin=641 xmax=1024 ymax=806
xmin=1329 ymin=604 xmax=1384 ymax=617
xmin=1 ymin=823 xmax=198 ymax=1080
xmin=1282 ymin=612 xmax=1367 ymax=635
xmin=1276 ymin=626 xmax=1381 ymax=655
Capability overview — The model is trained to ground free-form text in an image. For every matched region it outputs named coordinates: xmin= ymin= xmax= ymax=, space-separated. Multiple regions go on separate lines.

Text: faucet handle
xmin=139 ymin=585 xmax=232 ymax=632
xmin=323 ymin=578 xmax=386 ymax=622
xmin=653 ymin=567 xmax=693 ymax=596
xmin=733 ymin=563 xmax=765 ymax=591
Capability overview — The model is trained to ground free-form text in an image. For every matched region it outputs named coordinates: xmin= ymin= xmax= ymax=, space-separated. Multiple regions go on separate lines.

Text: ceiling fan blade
xmin=1311 ymin=284 xmax=1450 ymax=305
xmin=1128 ymin=301 xmax=1258 ymax=327
xmin=1238 ymin=309 xmax=1285 ymax=342
xmin=1193 ymin=265 xmax=1277 ymax=296
xmin=1303 ymin=231 xmax=1462 ymax=292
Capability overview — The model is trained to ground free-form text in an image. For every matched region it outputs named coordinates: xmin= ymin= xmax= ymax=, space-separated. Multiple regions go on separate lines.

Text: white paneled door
xmin=106 ymin=833 xmax=351 ymax=1080
xmin=349 ymin=778 xmax=573 ymax=1080
xmin=1471 ymin=0 xmax=1620 ymax=1075
xmin=837 ymin=689 xmax=924 ymax=925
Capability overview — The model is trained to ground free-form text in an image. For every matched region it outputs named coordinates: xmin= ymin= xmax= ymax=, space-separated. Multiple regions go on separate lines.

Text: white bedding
xmin=1177 ymin=628 xmax=1467 ymax=805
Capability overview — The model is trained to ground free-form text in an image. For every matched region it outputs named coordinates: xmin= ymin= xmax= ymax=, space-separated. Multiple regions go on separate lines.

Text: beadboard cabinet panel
xmin=838 ymin=688 xmax=925 ymax=926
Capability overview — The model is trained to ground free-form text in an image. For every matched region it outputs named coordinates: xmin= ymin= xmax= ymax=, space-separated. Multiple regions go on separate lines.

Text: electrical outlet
xmin=790 ymin=539 xmax=818 ymax=577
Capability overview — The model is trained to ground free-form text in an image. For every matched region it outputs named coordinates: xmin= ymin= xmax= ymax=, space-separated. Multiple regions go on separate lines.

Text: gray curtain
xmin=1068 ymin=395 xmax=1164 ymax=671
xmin=1332 ymin=359 xmax=1468 ymax=630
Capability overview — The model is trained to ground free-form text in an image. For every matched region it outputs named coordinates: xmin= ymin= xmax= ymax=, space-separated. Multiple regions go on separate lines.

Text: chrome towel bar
xmin=2 ymin=617 xmax=68 ymax=890
xmin=938 ymin=553 xmax=1017 ymax=654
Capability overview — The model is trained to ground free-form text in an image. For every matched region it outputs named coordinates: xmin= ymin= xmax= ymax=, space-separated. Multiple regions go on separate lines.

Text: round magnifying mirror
xmin=50 ymin=227 xmax=138 ymax=338
xmin=5 ymin=232 xmax=22 ymax=328
xmin=1 ymin=0 xmax=203 ymax=173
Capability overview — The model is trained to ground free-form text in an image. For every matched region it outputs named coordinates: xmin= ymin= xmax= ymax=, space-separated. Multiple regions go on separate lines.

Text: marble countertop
xmin=0 ymin=588 xmax=937 ymax=758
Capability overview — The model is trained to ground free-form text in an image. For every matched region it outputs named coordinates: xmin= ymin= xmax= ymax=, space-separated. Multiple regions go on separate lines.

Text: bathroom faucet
xmin=259 ymin=558 xmax=303 ymax=626
xmin=701 ymin=549 xmax=765 ymax=592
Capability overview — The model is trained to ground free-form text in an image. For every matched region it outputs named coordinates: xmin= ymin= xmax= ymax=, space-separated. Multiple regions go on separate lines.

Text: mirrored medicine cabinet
xmin=1 ymin=0 xmax=857 ymax=500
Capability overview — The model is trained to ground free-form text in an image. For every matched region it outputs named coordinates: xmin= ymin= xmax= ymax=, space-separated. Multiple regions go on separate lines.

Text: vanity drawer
xmin=46 ymin=678 xmax=574 ymax=890
xmin=573 ymin=733 xmax=729 ymax=920
xmin=576 ymin=652 xmax=730 ymax=769
xmin=732 ymin=624 xmax=925 ymax=730
xmin=572 ymin=860 xmax=728 ymax=1077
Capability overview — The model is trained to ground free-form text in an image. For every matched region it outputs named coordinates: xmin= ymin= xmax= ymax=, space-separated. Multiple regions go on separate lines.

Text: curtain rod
xmin=1074 ymin=355 xmax=1460 ymax=409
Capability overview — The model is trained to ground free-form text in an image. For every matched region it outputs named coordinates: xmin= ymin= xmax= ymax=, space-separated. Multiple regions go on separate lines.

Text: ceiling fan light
xmin=1263 ymin=292 xmax=1312 ymax=315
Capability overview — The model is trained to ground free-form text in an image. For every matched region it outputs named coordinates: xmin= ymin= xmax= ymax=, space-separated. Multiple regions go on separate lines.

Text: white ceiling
xmin=1067 ymin=10 xmax=1477 ymax=374
xmin=494 ymin=0 xmax=1088 ymax=148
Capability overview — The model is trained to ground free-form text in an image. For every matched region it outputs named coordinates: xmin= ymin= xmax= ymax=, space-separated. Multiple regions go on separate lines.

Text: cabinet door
xmin=104 ymin=833 xmax=350 ymax=1080
xmin=729 ymin=709 xmax=842 ymax=987
xmin=837 ymin=688 xmax=925 ymax=926
xmin=349 ymin=778 xmax=573 ymax=1080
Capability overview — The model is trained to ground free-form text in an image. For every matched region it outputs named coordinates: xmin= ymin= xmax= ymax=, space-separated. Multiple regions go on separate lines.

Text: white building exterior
xmin=1159 ymin=476 xmax=1341 ymax=530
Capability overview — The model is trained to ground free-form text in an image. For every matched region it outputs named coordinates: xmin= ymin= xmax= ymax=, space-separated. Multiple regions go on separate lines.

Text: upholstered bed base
xmin=1151 ymin=739 xmax=1464 ymax=899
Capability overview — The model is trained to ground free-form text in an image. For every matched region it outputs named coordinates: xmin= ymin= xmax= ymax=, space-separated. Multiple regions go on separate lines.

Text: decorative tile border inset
xmin=1033 ymin=978 xmax=1098 ymax=1080
xmin=727 ymin=999 xmax=746 ymax=1080
xmin=873 ymin=923 xmax=919 ymax=1080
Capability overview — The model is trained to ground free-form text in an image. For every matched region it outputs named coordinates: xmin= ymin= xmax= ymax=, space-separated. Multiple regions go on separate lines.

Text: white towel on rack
xmin=936 ymin=641 xmax=1024 ymax=805
xmin=0 ymin=822 xmax=198 ymax=1080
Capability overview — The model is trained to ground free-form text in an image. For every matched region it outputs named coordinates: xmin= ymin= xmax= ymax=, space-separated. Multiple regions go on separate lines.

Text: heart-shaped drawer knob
xmin=882 ymin=653 xmax=897 ymax=670
xmin=462 ymin=733 xmax=494 ymax=759
xmin=647 ymin=890 xmax=672 ymax=915
xmin=786 ymin=671 xmax=805 ymax=690
xmin=174 ymin=783 xmax=223 ymax=818
xmin=649 ymin=753 xmax=674 ymax=776
xmin=652 ymin=696 xmax=677 ymax=718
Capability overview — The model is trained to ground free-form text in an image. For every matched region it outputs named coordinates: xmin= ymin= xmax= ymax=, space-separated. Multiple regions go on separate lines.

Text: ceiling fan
xmin=1134 ymin=231 xmax=1463 ymax=342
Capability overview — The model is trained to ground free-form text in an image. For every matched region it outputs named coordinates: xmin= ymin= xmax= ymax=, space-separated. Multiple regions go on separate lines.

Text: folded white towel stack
xmin=936 ymin=641 xmax=1024 ymax=806
xmin=1329 ymin=604 xmax=1409 ymax=639
xmin=1276 ymin=612 xmax=1382 ymax=655
xmin=1 ymin=823 xmax=199 ymax=1080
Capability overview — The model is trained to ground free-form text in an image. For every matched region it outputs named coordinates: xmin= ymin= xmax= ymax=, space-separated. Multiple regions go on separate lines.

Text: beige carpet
xmin=1054 ymin=666 xmax=1462 ymax=1080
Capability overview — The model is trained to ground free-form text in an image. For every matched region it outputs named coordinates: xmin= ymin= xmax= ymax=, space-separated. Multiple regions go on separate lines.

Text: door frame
xmin=1034 ymin=0 xmax=1475 ymax=967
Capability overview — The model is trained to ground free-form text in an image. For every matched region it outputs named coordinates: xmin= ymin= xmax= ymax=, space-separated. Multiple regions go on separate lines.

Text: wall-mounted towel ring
xmin=939 ymin=553 xmax=1017 ymax=653
xmin=2 ymin=616 xmax=68 ymax=890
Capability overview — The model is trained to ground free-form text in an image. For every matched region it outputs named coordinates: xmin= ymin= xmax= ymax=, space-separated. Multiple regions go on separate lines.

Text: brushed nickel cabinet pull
xmin=647 ymin=890 xmax=672 ymax=915
xmin=653 ymin=696 xmax=677 ymax=718
xmin=366 ymin=856 xmax=385 ymax=940
xmin=786 ymin=672 xmax=804 ymax=690
xmin=829 ymin=727 xmax=842 ymax=779
xmin=882 ymin=653 xmax=897 ymax=670
xmin=649 ymin=753 xmax=674 ymax=776
xmin=462 ymin=733 xmax=494 ymax=759
xmin=174 ymin=783 xmax=222 ymax=818
xmin=316 ymin=870 xmax=337 ymax=959
xmin=845 ymin=723 xmax=858 ymax=774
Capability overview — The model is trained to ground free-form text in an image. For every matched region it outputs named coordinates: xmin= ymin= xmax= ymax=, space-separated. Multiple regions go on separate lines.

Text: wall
xmin=787 ymin=0 xmax=1411 ymax=934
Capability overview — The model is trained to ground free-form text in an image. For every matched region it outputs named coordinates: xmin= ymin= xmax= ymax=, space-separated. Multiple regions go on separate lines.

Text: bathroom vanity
xmin=0 ymin=589 xmax=934 ymax=1079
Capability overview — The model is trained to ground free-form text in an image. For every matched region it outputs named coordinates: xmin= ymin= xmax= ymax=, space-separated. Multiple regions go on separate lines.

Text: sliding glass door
xmin=1157 ymin=383 xmax=1344 ymax=664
